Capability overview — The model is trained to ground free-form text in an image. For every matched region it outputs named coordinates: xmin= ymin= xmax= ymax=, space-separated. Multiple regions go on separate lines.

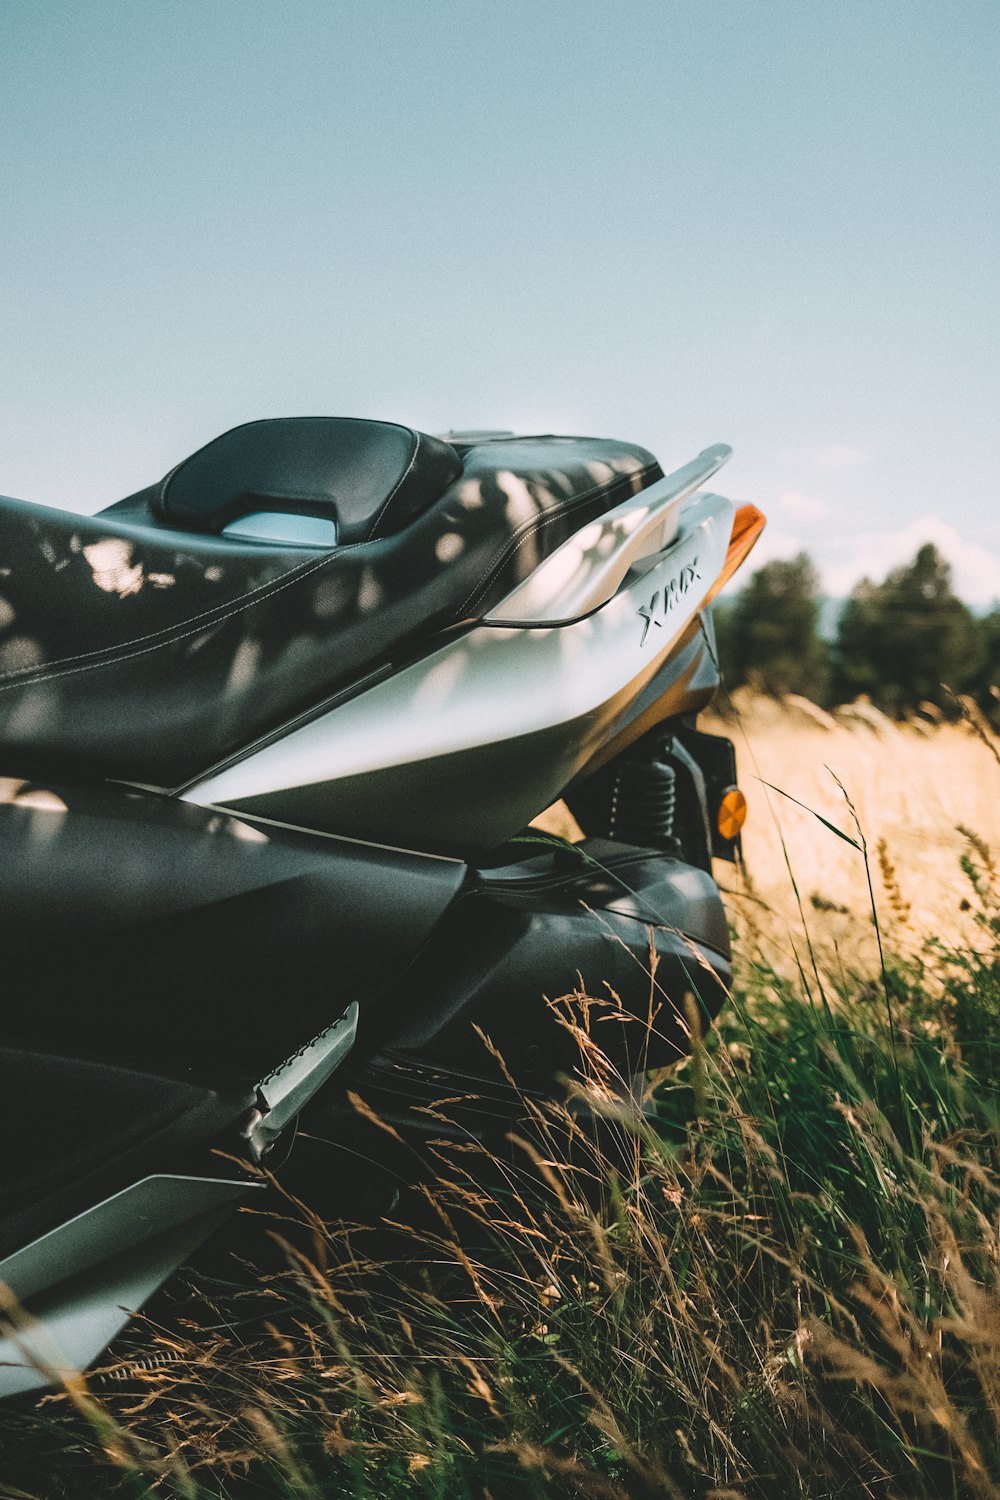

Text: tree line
xmin=713 ymin=542 xmax=1000 ymax=717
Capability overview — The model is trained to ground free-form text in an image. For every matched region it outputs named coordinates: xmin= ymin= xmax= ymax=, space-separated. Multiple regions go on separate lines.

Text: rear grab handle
xmin=483 ymin=443 xmax=732 ymax=627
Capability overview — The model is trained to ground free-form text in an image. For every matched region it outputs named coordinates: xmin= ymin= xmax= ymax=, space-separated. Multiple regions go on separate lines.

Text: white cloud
xmin=822 ymin=516 xmax=1000 ymax=605
xmin=742 ymin=526 xmax=806 ymax=569
xmin=731 ymin=515 xmax=1000 ymax=608
xmin=776 ymin=488 xmax=830 ymax=523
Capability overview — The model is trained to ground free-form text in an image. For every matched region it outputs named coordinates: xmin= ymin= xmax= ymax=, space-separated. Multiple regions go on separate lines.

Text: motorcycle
xmin=0 ymin=416 xmax=764 ymax=1397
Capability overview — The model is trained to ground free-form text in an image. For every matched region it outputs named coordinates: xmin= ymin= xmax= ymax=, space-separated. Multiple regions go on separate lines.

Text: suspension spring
xmin=609 ymin=756 xmax=677 ymax=847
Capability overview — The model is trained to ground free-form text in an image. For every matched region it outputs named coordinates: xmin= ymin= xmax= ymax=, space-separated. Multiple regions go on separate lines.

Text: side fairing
xmin=0 ymin=784 xmax=464 ymax=1076
xmin=183 ymin=493 xmax=734 ymax=855
xmin=0 ymin=784 xmax=463 ymax=1275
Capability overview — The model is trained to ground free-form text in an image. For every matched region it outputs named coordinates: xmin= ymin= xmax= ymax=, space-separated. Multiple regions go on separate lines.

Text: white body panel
xmin=183 ymin=491 xmax=734 ymax=845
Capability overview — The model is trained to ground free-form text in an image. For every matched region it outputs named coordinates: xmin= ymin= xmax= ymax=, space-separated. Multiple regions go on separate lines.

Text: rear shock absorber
xmin=608 ymin=754 xmax=679 ymax=851
xmin=568 ymin=722 xmax=746 ymax=869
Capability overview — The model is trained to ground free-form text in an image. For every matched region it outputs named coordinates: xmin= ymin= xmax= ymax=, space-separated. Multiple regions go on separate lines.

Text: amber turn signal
xmin=703 ymin=503 xmax=767 ymax=604
xmin=717 ymin=786 xmax=748 ymax=841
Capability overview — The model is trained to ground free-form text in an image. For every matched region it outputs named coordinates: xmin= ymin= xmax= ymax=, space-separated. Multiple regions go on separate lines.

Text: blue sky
xmin=3 ymin=1 xmax=998 ymax=600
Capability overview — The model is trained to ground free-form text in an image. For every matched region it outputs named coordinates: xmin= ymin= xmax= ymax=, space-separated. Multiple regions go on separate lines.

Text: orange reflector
xmin=717 ymin=786 xmax=748 ymax=841
xmin=703 ymin=503 xmax=767 ymax=604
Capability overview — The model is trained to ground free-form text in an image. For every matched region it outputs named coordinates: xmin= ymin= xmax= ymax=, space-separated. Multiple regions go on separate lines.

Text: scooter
xmin=0 ymin=417 xmax=764 ymax=1396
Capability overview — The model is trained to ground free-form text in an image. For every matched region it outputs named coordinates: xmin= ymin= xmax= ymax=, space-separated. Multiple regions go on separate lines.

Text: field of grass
xmin=705 ymin=688 xmax=1000 ymax=972
xmin=3 ymin=697 xmax=1000 ymax=1499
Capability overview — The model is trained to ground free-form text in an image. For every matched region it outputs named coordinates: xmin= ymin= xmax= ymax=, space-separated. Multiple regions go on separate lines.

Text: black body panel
xmin=0 ymin=782 xmax=464 ymax=1077
xmin=0 ymin=428 xmax=660 ymax=787
xmin=337 ymin=840 xmax=731 ymax=1139
xmin=675 ymin=724 xmax=743 ymax=862
xmin=0 ymin=1051 xmax=253 ymax=1259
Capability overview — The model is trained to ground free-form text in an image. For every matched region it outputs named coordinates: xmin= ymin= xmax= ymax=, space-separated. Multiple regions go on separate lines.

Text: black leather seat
xmin=0 ymin=419 xmax=661 ymax=787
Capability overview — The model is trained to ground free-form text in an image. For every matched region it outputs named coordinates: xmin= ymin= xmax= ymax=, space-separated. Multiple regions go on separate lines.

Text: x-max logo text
xmin=637 ymin=557 xmax=701 ymax=645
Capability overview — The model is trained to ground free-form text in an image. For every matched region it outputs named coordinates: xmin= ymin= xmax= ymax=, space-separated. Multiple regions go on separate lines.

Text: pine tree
xmin=972 ymin=608 xmax=1000 ymax=718
xmin=834 ymin=543 xmax=985 ymax=713
xmin=724 ymin=553 xmax=829 ymax=700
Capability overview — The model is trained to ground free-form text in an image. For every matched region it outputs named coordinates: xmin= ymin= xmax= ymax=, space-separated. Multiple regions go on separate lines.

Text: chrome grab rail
xmin=483 ymin=443 xmax=731 ymax=627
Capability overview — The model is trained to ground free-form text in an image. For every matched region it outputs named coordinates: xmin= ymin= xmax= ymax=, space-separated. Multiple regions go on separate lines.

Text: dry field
xmin=707 ymin=688 xmax=1000 ymax=973
xmin=539 ymin=688 xmax=1000 ymax=976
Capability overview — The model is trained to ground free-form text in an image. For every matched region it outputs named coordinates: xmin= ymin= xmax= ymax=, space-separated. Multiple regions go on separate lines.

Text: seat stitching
xmin=0 ymin=543 xmax=364 ymax=692
xmin=365 ymin=430 xmax=420 ymax=541
xmin=454 ymin=464 xmax=657 ymax=618
xmin=458 ymin=517 xmax=573 ymax=618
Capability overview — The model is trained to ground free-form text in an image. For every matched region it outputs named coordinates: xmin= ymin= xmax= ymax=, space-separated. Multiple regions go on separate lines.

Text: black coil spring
xmin=609 ymin=757 xmax=677 ymax=846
